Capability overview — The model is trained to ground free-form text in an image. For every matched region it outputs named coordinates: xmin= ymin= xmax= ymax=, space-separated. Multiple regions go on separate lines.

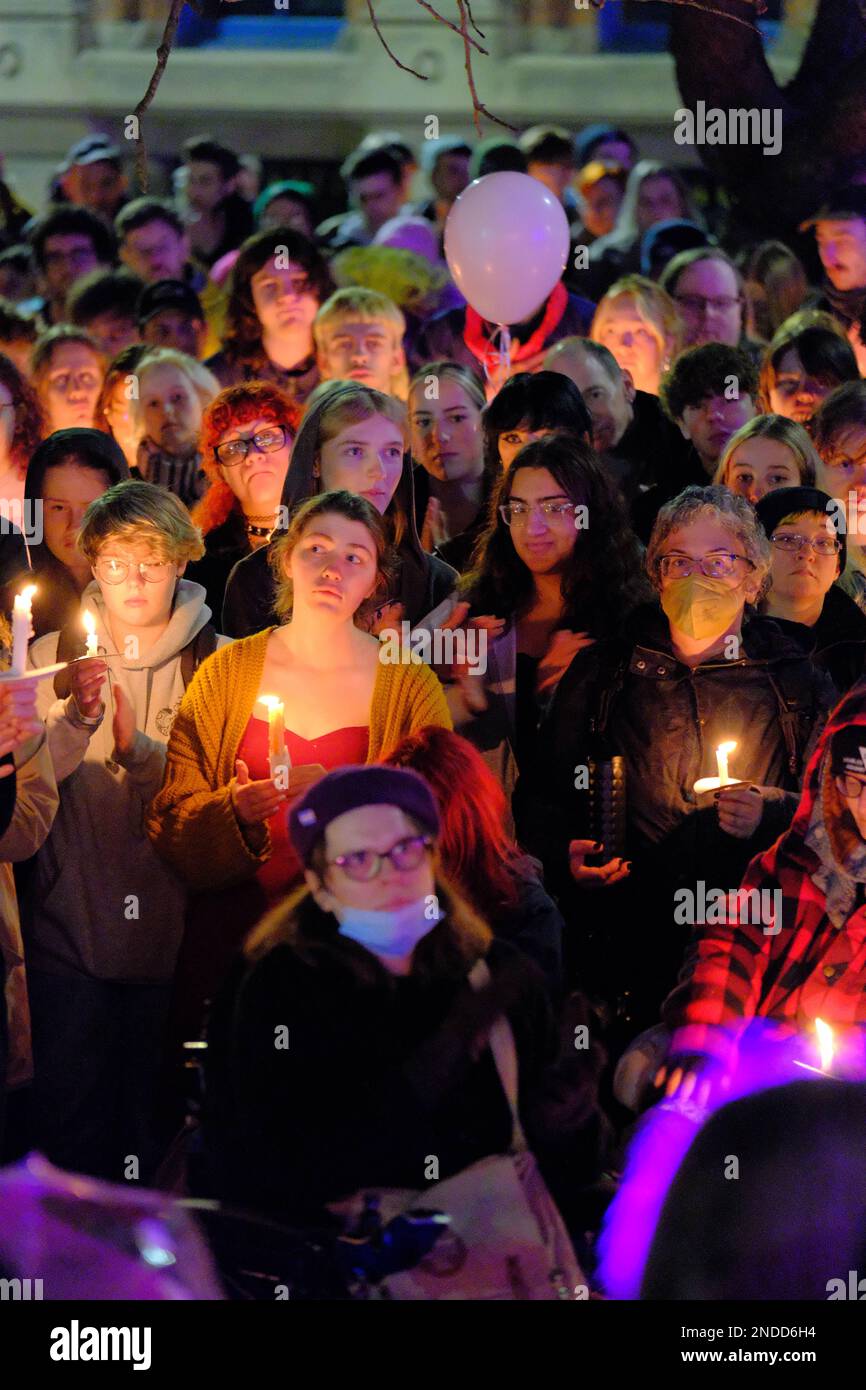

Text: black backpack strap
xmin=53 ymin=622 xmax=85 ymax=700
xmin=180 ymin=622 xmax=217 ymax=690
xmin=589 ymin=652 xmax=630 ymax=743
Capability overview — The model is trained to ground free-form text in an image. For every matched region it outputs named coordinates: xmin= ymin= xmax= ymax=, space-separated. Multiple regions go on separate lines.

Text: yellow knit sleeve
xmin=146 ymin=643 xmax=271 ymax=892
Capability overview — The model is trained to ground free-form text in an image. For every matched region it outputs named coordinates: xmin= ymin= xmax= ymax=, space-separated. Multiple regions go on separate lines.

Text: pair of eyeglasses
xmin=49 ymin=371 xmax=100 ymax=393
xmin=499 ymin=501 xmax=577 ymax=527
xmin=214 ymin=424 xmax=290 ymax=467
xmin=771 ymin=532 xmax=841 ymax=557
xmin=836 ymin=773 xmax=866 ymax=801
xmin=674 ymin=294 xmax=742 ymax=314
xmin=657 ymin=552 xmax=755 ymax=580
xmin=328 ymin=834 xmax=433 ymax=882
xmin=94 ymin=557 xmax=173 ymax=584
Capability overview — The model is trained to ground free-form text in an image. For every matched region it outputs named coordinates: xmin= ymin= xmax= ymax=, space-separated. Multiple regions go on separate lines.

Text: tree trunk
xmin=669 ymin=0 xmax=866 ymax=241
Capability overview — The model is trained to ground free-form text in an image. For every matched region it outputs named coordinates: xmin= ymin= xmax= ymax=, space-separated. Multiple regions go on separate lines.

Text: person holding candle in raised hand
xmin=23 ymin=479 xmax=224 ymax=1184
xmin=651 ymin=686 xmax=866 ymax=1107
xmin=147 ymin=490 xmax=451 ymax=1054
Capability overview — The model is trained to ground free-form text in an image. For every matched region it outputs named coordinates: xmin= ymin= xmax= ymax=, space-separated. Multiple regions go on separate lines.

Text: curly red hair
xmin=194 ymin=380 xmax=301 ymax=535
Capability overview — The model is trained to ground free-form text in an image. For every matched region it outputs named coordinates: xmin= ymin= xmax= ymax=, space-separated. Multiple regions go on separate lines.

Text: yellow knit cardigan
xmin=146 ymin=628 xmax=452 ymax=892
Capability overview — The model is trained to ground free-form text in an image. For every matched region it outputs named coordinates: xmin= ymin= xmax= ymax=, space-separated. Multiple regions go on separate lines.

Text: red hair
xmin=382 ymin=726 xmax=522 ymax=914
xmin=194 ymin=380 xmax=301 ymax=535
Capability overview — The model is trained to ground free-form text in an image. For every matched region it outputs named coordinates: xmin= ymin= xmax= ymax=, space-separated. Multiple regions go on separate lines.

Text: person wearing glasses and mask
xmin=535 ymin=486 xmax=837 ymax=1032
xmin=186 ymin=381 xmax=301 ymax=618
xmin=26 ymin=479 xmax=226 ymax=1185
xmin=199 ymin=763 xmax=608 ymax=1230
xmin=754 ymin=486 xmax=866 ymax=695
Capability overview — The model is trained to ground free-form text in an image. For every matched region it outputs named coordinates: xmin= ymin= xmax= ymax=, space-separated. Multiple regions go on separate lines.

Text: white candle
xmin=10 ymin=584 xmax=36 ymax=676
xmin=261 ymin=695 xmax=291 ymax=785
xmin=694 ymin=740 xmax=738 ymax=794
xmin=83 ymin=611 xmax=98 ymax=658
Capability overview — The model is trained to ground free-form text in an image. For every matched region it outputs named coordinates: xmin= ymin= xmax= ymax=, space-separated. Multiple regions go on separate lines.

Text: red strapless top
xmin=236 ymin=716 xmax=369 ymax=899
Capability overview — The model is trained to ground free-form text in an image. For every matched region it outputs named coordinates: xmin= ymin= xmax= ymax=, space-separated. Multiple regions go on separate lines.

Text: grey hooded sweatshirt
xmin=28 ymin=578 xmax=228 ymax=981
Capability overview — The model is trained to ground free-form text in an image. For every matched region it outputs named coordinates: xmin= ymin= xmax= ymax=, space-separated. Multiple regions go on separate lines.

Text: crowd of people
xmin=2 ymin=117 xmax=866 ymax=1298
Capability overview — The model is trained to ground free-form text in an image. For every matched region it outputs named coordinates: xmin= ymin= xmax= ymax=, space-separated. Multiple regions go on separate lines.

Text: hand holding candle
xmin=261 ymin=695 xmax=291 ymax=788
xmin=694 ymin=740 xmax=739 ymax=794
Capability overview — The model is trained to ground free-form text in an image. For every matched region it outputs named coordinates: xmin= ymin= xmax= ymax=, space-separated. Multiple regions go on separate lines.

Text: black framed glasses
xmin=214 ymin=424 xmax=290 ymax=467
xmin=836 ymin=773 xmax=866 ymax=801
xmin=657 ymin=552 xmax=756 ymax=581
xmin=771 ymin=531 xmax=841 ymax=558
xmin=94 ymin=557 xmax=173 ymax=584
xmin=327 ymin=834 xmax=434 ymax=882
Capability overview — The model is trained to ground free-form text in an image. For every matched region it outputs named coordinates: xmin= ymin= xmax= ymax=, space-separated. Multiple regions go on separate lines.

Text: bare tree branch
xmin=415 ymin=0 xmax=487 ymax=53
xmin=132 ymin=0 xmax=187 ymax=192
xmin=455 ymin=0 xmax=515 ymax=135
xmin=366 ymin=0 xmax=429 ymax=78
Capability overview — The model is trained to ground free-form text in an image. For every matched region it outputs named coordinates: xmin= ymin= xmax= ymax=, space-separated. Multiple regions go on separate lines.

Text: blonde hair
xmin=313 ymin=287 xmax=408 ymax=399
xmin=714 ymin=414 xmax=819 ymax=488
xmin=130 ymin=347 xmax=219 ymax=428
xmin=78 ymin=478 xmax=205 ymax=565
xmin=591 ymin=274 xmax=683 ymax=364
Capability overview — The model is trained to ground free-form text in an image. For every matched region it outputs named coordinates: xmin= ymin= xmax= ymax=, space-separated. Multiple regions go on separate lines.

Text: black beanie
xmin=754 ymin=486 xmax=846 ymax=574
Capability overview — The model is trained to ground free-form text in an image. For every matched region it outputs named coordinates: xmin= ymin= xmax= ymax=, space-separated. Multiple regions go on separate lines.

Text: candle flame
xmin=16 ymin=584 xmax=36 ymax=605
xmin=260 ymin=694 xmax=281 ymax=712
xmin=815 ymin=1018 xmax=834 ymax=1071
xmin=82 ymin=611 xmax=96 ymax=636
xmin=716 ymin=740 xmax=737 ymax=758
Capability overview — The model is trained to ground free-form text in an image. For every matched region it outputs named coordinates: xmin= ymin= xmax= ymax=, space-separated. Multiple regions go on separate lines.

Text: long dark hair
xmin=461 ymin=431 xmax=648 ymax=633
xmin=0 ymin=351 xmax=45 ymax=476
xmin=222 ymin=227 xmax=333 ymax=362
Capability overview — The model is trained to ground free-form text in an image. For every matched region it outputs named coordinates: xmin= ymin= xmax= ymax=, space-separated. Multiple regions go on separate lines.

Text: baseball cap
xmin=799 ymin=185 xmax=866 ymax=232
xmin=137 ymin=279 xmax=204 ymax=327
xmin=64 ymin=135 xmax=123 ymax=171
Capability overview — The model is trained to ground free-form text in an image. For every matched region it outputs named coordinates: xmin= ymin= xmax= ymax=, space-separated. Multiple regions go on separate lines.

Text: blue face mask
xmin=333 ymin=895 xmax=443 ymax=960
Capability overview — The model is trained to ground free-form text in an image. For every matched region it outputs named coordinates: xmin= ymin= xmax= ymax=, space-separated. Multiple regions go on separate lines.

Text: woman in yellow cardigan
xmin=148 ymin=489 xmax=451 ymax=903
xmin=147 ymin=491 xmax=451 ymax=1083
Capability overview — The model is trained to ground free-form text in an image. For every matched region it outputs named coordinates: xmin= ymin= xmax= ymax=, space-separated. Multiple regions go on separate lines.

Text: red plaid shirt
xmin=663 ymin=686 xmax=866 ymax=1064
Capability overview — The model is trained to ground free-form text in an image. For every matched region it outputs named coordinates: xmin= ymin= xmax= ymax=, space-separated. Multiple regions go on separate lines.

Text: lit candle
xmin=10 ymin=584 xmax=36 ymax=676
xmin=82 ymin=611 xmax=98 ymax=659
xmin=261 ymin=695 xmax=291 ymax=785
xmin=793 ymin=1017 xmax=836 ymax=1076
xmin=694 ymin=740 xmax=738 ymax=794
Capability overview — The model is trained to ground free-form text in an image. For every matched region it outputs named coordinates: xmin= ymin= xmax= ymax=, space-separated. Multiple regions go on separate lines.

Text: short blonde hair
xmin=313 ymin=287 xmax=408 ymax=398
xmin=130 ymin=347 xmax=219 ymax=428
xmin=646 ymin=483 xmax=771 ymax=597
xmin=714 ymin=414 xmax=819 ymax=488
xmin=78 ymin=478 xmax=205 ymax=565
xmin=591 ymin=274 xmax=683 ymax=362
